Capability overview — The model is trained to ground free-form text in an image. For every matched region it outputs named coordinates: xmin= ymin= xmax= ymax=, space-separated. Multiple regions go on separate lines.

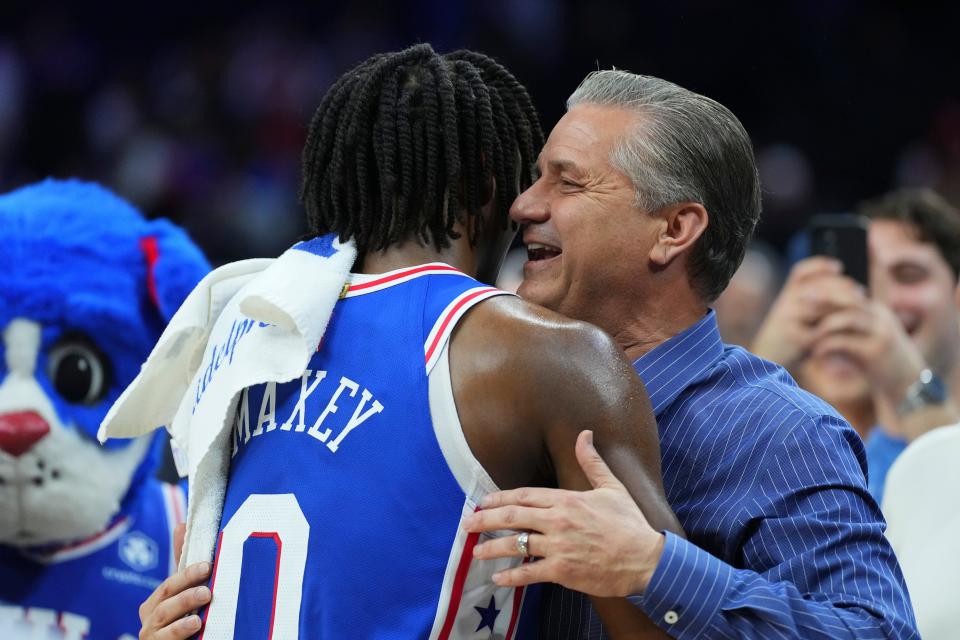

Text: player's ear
xmin=140 ymin=219 xmax=211 ymax=323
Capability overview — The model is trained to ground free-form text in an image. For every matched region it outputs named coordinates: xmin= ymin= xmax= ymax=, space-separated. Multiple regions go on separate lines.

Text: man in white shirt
xmin=883 ymin=421 xmax=960 ymax=640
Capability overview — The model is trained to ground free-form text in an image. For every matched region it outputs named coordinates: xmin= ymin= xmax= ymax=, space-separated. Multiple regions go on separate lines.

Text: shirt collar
xmin=633 ymin=310 xmax=725 ymax=417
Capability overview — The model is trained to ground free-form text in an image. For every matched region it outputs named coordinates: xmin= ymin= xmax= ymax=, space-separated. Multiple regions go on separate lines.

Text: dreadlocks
xmin=300 ymin=43 xmax=544 ymax=256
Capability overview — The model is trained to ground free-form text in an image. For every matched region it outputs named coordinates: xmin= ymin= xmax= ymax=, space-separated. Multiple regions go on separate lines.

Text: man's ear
xmin=648 ymin=202 xmax=708 ymax=266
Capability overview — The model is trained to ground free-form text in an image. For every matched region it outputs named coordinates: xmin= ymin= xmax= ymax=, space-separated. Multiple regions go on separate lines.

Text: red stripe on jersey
xmin=424 ymin=288 xmax=498 ymax=365
xmin=505 ymin=561 xmax=531 ymax=640
xmin=348 ymin=264 xmax=461 ymax=293
xmin=199 ymin=530 xmax=226 ymax=640
xmin=250 ymin=532 xmax=283 ymax=640
xmin=166 ymin=484 xmax=185 ymax=524
xmin=436 ymin=530 xmax=481 ymax=640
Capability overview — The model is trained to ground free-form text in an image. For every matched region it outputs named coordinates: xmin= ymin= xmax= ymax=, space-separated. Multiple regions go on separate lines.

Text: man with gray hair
xmin=465 ymin=70 xmax=918 ymax=638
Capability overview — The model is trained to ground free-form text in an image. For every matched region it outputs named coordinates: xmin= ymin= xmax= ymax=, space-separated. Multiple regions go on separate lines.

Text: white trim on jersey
xmin=428 ymin=343 xmax=498 ymax=500
xmin=424 ymin=287 xmax=505 ymax=373
xmin=427 ymin=332 xmax=528 ymax=639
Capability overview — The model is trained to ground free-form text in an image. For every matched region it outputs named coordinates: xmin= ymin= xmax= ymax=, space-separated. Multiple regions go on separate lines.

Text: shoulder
xmin=662 ymin=345 xmax=865 ymax=485
xmin=451 ymin=295 xmax=644 ymax=423
xmin=884 ymin=425 xmax=960 ymax=562
xmin=894 ymin=421 xmax=960 ymax=464
xmin=455 ymin=295 xmax=632 ymax=393
xmin=445 ymin=295 xmax=651 ymax=488
xmin=704 ymin=345 xmax=850 ymax=431
xmin=457 ymin=295 xmax=623 ymax=365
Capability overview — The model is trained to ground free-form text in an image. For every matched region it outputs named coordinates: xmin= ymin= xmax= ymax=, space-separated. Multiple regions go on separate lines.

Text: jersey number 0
xmin=201 ymin=494 xmax=310 ymax=639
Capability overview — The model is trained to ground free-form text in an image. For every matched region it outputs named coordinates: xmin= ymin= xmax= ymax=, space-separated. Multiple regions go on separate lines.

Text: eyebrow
xmin=538 ymin=157 xmax=586 ymax=177
xmin=881 ymin=249 xmax=939 ymax=267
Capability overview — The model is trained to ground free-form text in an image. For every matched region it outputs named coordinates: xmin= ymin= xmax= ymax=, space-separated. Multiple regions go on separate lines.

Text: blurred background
xmin=1 ymin=0 xmax=958 ymax=265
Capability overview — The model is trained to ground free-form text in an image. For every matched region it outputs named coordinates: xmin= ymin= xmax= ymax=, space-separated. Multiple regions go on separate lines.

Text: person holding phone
xmin=752 ymin=189 xmax=960 ymax=502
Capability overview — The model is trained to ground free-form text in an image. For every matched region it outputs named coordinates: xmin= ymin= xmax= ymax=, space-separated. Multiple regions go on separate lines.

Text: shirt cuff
xmin=637 ymin=531 xmax=735 ymax=638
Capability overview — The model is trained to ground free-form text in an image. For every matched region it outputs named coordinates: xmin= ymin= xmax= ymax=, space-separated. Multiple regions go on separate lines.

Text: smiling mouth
xmin=819 ymin=353 xmax=863 ymax=377
xmin=902 ymin=322 xmax=920 ymax=337
xmin=526 ymin=242 xmax=562 ymax=262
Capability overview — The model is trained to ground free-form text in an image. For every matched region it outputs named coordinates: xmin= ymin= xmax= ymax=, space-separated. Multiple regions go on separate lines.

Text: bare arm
xmin=452 ymin=298 xmax=682 ymax=638
xmin=452 ymin=297 xmax=678 ymax=528
xmin=521 ymin=319 xmax=681 ymax=639
xmin=535 ymin=319 xmax=679 ymax=536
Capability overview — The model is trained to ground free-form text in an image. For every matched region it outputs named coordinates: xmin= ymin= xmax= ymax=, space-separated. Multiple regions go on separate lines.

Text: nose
xmin=509 ymin=181 xmax=549 ymax=226
xmin=0 ymin=411 xmax=51 ymax=457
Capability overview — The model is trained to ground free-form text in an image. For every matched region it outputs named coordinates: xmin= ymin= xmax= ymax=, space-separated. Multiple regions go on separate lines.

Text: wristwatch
xmin=897 ymin=368 xmax=948 ymax=416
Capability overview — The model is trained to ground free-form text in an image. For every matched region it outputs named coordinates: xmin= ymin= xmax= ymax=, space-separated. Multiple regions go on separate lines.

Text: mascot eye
xmin=47 ymin=339 xmax=112 ymax=405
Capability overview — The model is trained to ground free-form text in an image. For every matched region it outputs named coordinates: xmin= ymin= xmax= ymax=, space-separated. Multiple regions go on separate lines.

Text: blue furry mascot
xmin=0 ymin=179 xmax=210 ymax=639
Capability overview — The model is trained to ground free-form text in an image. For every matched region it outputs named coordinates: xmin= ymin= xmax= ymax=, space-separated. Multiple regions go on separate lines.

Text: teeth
xmin=527 ymin=242 xmax=559 ymax=252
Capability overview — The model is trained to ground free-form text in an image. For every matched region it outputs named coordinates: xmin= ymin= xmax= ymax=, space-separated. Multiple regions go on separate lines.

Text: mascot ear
xmin=140 ymin=219 xmax=211 ymax=323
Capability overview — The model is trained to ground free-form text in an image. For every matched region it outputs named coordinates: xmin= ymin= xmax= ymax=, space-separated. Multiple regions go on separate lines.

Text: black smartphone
xmin=807 ymin=214 xmax=869 ymax=286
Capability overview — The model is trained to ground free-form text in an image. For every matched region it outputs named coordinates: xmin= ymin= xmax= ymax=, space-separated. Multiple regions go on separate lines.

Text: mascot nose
xmin=0 ymin=411 xmax=51 ymax=457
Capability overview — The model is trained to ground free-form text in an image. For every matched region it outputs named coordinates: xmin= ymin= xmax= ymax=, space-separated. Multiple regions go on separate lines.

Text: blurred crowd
xmin=2 ymin=2 xmax=959 ymax=265
xmin=0 ymin=1 xmax=570 ymax=262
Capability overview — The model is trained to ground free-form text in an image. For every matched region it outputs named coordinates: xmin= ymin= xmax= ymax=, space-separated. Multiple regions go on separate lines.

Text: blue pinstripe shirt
xmin=539 ymin=311 xmax=918 ymax=639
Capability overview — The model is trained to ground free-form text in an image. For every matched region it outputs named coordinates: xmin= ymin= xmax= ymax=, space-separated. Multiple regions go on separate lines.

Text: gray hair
xmin=567 ymin=70 xmax=762 ymax=302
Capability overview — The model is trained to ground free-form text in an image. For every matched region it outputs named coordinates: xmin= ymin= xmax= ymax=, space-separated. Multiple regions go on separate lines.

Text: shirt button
xmin=664 ymin=610 xmax=680 ymax=624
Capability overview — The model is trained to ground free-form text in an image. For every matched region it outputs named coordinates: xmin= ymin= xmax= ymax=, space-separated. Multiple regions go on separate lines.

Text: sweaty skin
xmin=452 ymin=296 xmax=672 ymax=521
xmin=452 ymin=295 xmax=681 ymax=638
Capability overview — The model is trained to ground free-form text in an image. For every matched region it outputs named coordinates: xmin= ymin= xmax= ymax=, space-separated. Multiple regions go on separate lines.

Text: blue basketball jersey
xmin=0 ymin=479 xmax=185 ymax=639
xmin=200 ymin=264 xmax=536 ymax=639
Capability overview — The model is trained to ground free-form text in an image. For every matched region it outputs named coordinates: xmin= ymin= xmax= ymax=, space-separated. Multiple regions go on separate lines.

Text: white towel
xmin=99 ymin=235 xmax=357 ymax=568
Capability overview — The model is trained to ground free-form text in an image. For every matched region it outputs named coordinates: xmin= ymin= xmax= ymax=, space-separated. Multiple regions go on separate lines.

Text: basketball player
xmin=136 ymin=44 xmax=680 ymax=639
